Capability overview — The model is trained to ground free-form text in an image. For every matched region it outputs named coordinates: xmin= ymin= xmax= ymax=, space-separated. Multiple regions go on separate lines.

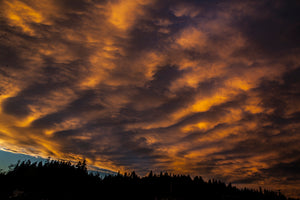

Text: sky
xmin=0 ymin=0 xmax=299 ymax=198
xmin=0 ymin=150 xmax=45 ymax=172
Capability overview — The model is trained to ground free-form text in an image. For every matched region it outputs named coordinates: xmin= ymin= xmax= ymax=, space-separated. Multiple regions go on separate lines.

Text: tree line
xmin=0 ymin=159 xmax=298 ymax=200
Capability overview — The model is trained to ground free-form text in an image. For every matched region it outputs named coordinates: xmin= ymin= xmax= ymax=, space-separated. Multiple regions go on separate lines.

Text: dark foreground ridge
xmin=0 ymin=159 xmax=298 ymax=200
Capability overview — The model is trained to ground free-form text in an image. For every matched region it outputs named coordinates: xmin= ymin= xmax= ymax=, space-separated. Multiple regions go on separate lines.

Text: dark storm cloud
xmin=0 ymin=0 xmax=300 ymax=198
xmin=233 ymin=0 xmax=300 ymax=57
xmin=2 ymin=77 xmax=73 ymax=118
xmin=148 ymin=65 xmax=183 ymax=93
xmin=120 ymin=86 xmax=197 ymax=126
xmin=112 ymin=133 xmax=166 ymax=169
xmin=0 ymin=45 xmax=25 ymax=70
xmin=30 ymin=89 xmax=106 ymax=128
xmin=263 ymin=158 xmax=300 ymax=180
xmin=2 ymin=96 xmax=32 ymax=118
xmin=56 ymin=0 xmax=91 ymax=11
xmin=232 ymin=172 xmax=266 ymax=184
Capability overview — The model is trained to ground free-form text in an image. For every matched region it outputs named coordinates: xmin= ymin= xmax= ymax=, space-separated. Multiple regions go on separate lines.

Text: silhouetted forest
xmin=0 ymin=159 xmax=298 ymax=200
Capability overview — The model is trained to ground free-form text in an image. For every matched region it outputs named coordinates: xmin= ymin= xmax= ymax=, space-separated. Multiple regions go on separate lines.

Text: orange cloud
xmin=0 ymin=0 xmax=300 ymax=198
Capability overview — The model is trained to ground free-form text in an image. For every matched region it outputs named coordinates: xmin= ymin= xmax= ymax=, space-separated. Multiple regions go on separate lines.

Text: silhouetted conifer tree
xmin=0 ymin=159 xmax=297 ymax=200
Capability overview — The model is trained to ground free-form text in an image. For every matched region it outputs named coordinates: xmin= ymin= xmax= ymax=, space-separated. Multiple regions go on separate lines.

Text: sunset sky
xmin=0 ymin=0 xmax=299 ymax=198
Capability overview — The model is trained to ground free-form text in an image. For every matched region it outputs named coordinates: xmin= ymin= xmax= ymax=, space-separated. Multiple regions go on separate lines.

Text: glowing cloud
xmin=0 ymin=0 xmax=299 ymax=198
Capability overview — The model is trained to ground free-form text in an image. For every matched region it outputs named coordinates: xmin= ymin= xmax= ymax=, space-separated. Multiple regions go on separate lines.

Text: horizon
xmin=0 ymin=0 xmax=299 ymax=198
xmin=2 ymin=158 xmax=293 ymax=200
xmin=0 ymin=151 xmax=296 ymax=200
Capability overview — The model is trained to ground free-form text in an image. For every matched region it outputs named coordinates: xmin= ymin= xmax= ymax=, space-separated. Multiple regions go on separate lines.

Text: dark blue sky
xmin=0 ymin=150 xmax=46 ymax=172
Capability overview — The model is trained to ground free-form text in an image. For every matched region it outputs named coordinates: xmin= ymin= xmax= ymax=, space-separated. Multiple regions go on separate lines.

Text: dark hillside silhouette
xmin=0 ymin=159 xmax=298 ymax=200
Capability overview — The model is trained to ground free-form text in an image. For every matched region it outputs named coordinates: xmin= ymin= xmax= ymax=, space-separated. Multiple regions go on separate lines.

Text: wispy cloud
xmin=0 ymin=0 xmax=299 ymax=198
